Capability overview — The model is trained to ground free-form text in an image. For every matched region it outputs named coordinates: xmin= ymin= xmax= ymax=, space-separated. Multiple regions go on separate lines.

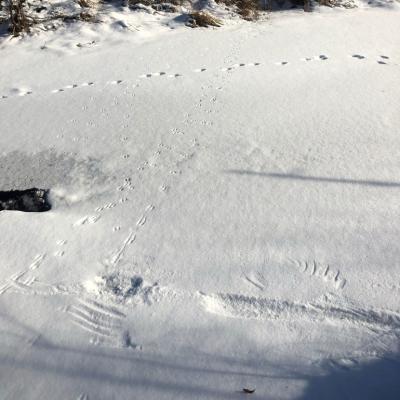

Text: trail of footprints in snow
xmin=109 ymin=204 xmax=154 ymax=267
xmin=51 ymin=81 xmax=95 ymax=93
xmin=54 ymin=239 xmax=67 ymax=257
xmin=74 ymin=214 xmax=101 ymax=227
xmin=73 ymin=141 xmax=169 ymax=230
xmin=140 ymin=72 xmax=181 ymax=79
xmin=0 ymin=55 xmax=394 ymax=100
xmin=0 ymin=253 xmax=46 ymax=295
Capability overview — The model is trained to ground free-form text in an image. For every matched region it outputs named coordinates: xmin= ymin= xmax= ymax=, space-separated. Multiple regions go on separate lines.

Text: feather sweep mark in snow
xmin=67 ymin=297 xmax=126 ymax=344
xmin=202 ymin=293 xmax=400 ymax=331
xmin=289 ymin=259 xmax=346 ymax=290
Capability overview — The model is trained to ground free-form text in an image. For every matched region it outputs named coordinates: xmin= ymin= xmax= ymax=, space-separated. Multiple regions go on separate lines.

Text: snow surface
xmin=1 ymin=4 xmax=400 ymax=399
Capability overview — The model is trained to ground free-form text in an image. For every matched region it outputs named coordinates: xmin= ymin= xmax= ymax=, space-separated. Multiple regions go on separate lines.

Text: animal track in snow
xmin=139 ymin=72 xmax=167 ymax=79
xmin=159 ymin=184 xmax=169 ymax=192
xmin=110 ymin=230 xmax=136 ymax=266
xmin=221 ymin=62 xmax=260 ymax=71
xmin=96 ymin=202 xmax=116 ymax=212
xmin=201 ymin=293 xmax=400 ymax=331
xmin=136 ymin=205 xmax=154 ymax=227
xmin=117 ymin=177 xmax=134 ymax=192
xmin=289 ymin=259 xmax=347 ymax=290
xmin=73 ymin=214 xmax=101 ymax=227
xmin=107 ymin=80 xmax=123 ymax=85
xmin=109 ymin=205 xmax=154 ymax=266
xmin=30 ymin=254 xmax=46 ymax=270
xmin=52 ymin=82 xmax=93 ymax=93
xmin=242 ymin=271 xmax=267 ymax=291
xmin=1 ymin=54 xmax=396 ymax=101
xmin=0 ymin=253 xmax=47 ymax=294
xmin=0 ymin=88 xmax=33 ymax=97
xmin=0 ymin=254 xmax=44 ymax=295
xmin=12 ymin=88 xmax=32 ymax=96
xmin=352 ymin=54 xmax=366 ymax=59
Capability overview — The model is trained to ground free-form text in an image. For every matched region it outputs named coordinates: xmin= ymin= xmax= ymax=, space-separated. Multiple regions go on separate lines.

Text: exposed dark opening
xmin=0 ymin=188 xmax=51 ymax=212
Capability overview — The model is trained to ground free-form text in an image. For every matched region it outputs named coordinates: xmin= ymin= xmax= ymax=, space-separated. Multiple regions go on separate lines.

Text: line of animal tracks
xmin=0 ymin=53 xmax=395 ymax=100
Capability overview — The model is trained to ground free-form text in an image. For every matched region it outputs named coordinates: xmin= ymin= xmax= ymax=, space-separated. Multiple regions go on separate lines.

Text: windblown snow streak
xmin=202 ymin=293 xmax=400 ymax=331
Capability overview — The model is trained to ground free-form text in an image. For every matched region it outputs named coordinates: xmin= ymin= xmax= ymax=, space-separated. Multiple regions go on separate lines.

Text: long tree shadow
xmin=225 ymin=170 xmax=400 ymax=188
xmin=298 ymin=355 xmax=400 ymax=399
xmin=2 ymin=312 xmax=400 ymax=398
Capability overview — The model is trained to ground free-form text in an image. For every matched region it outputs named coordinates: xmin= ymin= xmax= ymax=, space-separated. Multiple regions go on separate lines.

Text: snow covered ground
xmin=1 ymin=4 xmax=400 ymax=399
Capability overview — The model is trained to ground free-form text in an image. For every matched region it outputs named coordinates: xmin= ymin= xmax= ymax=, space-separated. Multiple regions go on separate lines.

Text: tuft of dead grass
xmin=7 ymin=0 xmax=34 ymax=35
xmin=317 ymin=0 xmax=356 ymax=8
xmin=216 ymin=0 xmax=259 ymax=21
xmin=186 ymin=11 xmax=222 ymax=28
xmin=127 ymin=0 xmax=183 ymax=7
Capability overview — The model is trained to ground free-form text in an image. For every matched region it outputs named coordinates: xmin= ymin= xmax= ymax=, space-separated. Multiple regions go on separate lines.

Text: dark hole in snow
xmin=0 ymin=188 xmax=51 ymax=212
xmin=126 ymin=276 xmax=144 ymax=297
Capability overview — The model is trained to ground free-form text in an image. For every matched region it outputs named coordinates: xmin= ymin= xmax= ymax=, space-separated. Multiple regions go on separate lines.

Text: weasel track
xmin=0 ymin=53 xmax=395 ymax=101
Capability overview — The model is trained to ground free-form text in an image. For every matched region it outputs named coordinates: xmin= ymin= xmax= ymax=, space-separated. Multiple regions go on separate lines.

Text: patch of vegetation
xmin=0 ymin=0 xmax=99 ymax=36
xmin=216 ymin=0 xmax=260 ymax=20
xmin=316 ymin=0 xmax=356 ymax=8
xmin=186 ymin=11 xmax=223 ymax=27
xmin=127 ymin=0 xmax=182 ymax=12
xmin=5 ymin=0 xmax=34 ymax=35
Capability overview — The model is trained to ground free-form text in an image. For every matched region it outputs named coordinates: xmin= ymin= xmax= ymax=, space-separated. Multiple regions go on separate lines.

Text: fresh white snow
xmin=1 ymin=4 xmax=400 ymax=399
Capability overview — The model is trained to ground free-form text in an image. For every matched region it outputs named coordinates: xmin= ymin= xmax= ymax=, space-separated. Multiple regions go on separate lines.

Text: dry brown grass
xmin=216 ymin=0 xmax=259 ymax=21
xmin=187 ymin=11 xmax=222 ymax=28
xmin=76 ymin=0 xmax=90 ymax=7
xmin=7 ymin=0 xmax=34 ymax=35
xmin=127 ymin=0 xmax=183 ymax=7
xmin=2 ymin=0 xmax=98 ymax=36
